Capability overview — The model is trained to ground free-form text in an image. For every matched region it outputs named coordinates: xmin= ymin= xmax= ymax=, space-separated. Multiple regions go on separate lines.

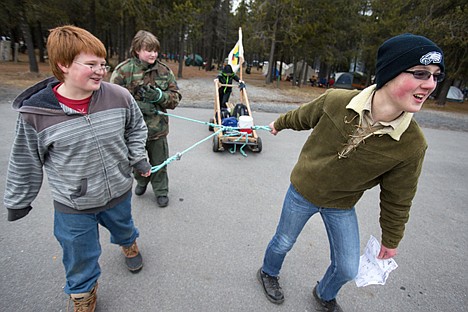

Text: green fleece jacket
xmin=274 ymin=86 xmax=427 ymax=248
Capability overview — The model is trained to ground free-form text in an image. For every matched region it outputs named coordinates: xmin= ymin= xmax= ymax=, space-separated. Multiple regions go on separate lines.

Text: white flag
xmin=227 ymin=27 xmax=244 ymax=73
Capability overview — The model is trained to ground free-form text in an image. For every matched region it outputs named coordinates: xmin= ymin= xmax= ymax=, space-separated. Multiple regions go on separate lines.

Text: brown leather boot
xmin=68 ymin=282 xmax=98 ymax=312
xmin=121 ymin=241 xmax=143 ymax=272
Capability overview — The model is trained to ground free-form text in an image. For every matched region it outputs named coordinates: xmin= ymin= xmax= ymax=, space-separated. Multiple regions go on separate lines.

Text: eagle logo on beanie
xmin=420 ymin=51 xmax=443 ymax=65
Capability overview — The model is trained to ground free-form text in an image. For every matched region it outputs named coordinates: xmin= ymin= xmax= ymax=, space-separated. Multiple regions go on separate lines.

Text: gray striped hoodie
xmin=4 ymin=77 xmax=151 ymax=220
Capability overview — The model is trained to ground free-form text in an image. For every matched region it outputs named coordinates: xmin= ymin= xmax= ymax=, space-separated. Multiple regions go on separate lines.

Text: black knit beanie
xmin=375 ymin=33 xmax=444 ymax=89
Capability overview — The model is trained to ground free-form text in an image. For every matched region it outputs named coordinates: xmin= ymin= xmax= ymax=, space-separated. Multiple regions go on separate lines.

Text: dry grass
xmin=1 ymin=54 xmax=466 ymax=115
xmin=0 ymin=60 xmax=51 ymax=89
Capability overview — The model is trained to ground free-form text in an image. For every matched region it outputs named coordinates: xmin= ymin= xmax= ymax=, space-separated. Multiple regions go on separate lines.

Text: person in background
xmin=217 ymin=64 xmax=245 ymax=109
xmin=309 ymin=75 xmax=318 ymax=87
xmin=110 ymin=30 xmax=181 ymax=208
xmin=328 ymin=75 xmax=335 ymax=88
xmin=3 ymin=25 xmax=152 ymax=312
xmin=257 ymin=33 xmax=444 ymax=312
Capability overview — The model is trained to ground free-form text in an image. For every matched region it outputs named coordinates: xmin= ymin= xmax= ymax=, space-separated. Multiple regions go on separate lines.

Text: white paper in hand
xmin=355 ymin=235 xmax=398 ymax=287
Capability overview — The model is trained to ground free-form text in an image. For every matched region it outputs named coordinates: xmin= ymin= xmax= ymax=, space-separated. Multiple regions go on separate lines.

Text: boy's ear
xmin=58 ymin=63 xmax=69 ymax=74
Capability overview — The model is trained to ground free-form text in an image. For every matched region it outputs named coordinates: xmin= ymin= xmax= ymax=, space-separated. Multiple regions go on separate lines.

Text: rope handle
xmin=150 ymin=111 xmax=271 ymax=173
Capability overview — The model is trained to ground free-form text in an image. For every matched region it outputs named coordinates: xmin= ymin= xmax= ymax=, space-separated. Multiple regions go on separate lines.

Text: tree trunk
xmin=20 ymin=14 xmax=38 ymax=73
xmin=118 ymin=20 xmax=125 ymax=63
xmin=89 ymin=0 xmax=97 ymax=35
xmin=36 ymin=21 xmax=45 ymax=63
xmin=266 ymin=17 xmax=278 ymax=84
xmin=177 ymin=25 xmax=186 ymax=79
xmin=205 ymin=0 xmax=221 ymax=72
xmin=10 ymin=26 xmax=21 ymax=62
xmin=291 ymin=58 xmax=297 ymax=86
xmin=298 ymin=60 xmax=306 ymax=87
xmin=277 ymin=54 xmax=285 ymax=87
xmin=436 ymin=79 xmax=451 ymax=106
xmin=303 ymin=61 xmax=310 ymax=86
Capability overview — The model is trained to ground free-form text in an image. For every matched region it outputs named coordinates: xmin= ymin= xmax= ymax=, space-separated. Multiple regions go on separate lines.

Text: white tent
xmin=262 ymin=61 xmax=290 ymax=77
xmin=284 ymin=61 xmax=314 ymax=79
xmin=447 ymin=86 xmax=464 ymax=102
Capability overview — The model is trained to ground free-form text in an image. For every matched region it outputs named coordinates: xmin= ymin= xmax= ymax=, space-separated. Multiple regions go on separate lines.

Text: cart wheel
xmin=208 ymin=118 xmax=214 ymax=131
xmin=212 ymin=135 xmax=221 ymax=152
xmin=251 ymin=136 xmax=263 ymax=153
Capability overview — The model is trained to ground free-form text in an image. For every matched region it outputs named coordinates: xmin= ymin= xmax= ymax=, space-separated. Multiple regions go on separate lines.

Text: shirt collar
xmin=134 ymin=57 xmax=156 ymax=70
xmin=346 ymin=85 xmax=413 ymax=141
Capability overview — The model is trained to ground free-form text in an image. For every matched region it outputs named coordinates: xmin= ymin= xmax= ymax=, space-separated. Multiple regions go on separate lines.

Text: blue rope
xmin=150 ymin=111 xmax=271 ymax=173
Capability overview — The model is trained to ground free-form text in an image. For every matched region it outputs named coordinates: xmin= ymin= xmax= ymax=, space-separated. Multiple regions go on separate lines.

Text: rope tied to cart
xmin=150 ymin=110 xmax=271 ymax=173
xmin=223 ymin=131 xmax=251 ymax=157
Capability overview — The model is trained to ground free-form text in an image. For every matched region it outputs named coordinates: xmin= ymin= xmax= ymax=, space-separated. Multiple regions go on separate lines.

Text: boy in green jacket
xmin=257 ymin=34 xmax=444 ymax=312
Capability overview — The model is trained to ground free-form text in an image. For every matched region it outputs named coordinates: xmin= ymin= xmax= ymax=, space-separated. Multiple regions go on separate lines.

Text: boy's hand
xmin=7 ymin=206 xmax=32 ymax=221
xmin=377 ymin=245 xmax=397 ymax=259
xmin=137 ymin=85 xmax=163 ymax=103
xmin=269 ymin=121 xmax=278 ymax=135
xmin=140 ymin=169 xmax=151 ymax=177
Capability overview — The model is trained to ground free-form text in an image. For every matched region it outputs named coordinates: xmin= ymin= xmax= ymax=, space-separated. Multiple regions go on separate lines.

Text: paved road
xmin=0 ymin=98 xmax=467 ymax=311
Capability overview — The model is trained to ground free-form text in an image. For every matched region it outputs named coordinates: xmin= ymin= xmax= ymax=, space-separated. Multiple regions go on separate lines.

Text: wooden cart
xmin=208 ymin=78 xmax=262 ymax=153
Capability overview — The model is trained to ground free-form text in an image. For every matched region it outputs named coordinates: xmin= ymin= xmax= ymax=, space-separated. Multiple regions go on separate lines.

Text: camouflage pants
xmin=134 ymin=137 xmax=169 ymax=196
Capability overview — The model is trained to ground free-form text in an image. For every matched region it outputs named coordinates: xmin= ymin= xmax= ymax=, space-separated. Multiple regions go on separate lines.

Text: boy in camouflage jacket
xmin=111 ymin=30 xmax=182 ymax=207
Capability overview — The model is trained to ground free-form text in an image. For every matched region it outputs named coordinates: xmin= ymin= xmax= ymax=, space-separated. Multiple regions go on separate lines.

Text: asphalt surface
xmin=0 ymin=88 xmax=467 ymax=311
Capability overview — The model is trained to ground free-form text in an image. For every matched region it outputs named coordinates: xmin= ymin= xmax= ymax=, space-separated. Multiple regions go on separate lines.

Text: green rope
xmin=149 ymin=111 xmax=271 ymax=172
xmin=159 ymin=111 xmax=271 ymax=132
xmin=151 ymin=128 xmax=222 ymax=173
xmin=252 ymin=125 xmax=271 ymax=131
xmin=226 ymin=131 xmax=250 ymax=157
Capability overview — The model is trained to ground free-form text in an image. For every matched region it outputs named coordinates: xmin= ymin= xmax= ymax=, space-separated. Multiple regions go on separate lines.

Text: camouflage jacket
xmin=110 ymin=57 xmax=181 ymax=140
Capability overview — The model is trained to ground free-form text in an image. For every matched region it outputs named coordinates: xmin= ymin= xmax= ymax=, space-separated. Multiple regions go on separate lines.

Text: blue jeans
xmin=262 ymin=184 xmax=360 ymax=301
xmin=54 ymin=193 xmax=139 ymax=295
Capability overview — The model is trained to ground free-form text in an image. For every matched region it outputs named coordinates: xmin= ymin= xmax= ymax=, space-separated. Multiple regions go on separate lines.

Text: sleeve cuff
xmin=7 ymin=206 xmax=32 ymax=221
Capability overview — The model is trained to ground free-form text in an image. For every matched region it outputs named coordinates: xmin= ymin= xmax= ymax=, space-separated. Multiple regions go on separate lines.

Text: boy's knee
xmin=338 ymin=261 xmax=359 ymax=282
xmin=271 ymin=234 xmax=296 ymax=254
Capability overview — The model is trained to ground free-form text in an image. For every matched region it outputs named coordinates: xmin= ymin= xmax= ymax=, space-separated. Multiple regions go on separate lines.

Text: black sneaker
xmin=257 ymin=268 xmax=284 ymax=304
xmin=313 ymin=285 xmax=343 ymax=312
xmin=156 ymin=195 xmax=169 ymax=207
xmin=135 ymin=184 xmax=147 ymax=196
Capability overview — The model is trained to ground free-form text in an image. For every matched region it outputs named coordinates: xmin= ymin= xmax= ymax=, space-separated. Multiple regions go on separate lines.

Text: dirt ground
xmin=0 ymin=54 xmax=466 ymax=114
